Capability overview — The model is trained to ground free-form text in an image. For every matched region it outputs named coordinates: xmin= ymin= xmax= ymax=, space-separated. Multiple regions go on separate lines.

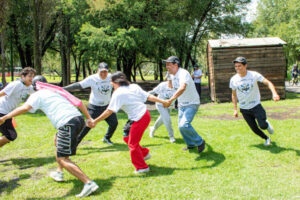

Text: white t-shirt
xmin=79 ymin=74 xmax=112 ymax=106
xmin=108 ymin=84 xmax=149 ymax=121
xmin=0 ymin=80 xmax=34 ymax=114
xmin=26 ymin=90 xmax=82 ymax=129
xmin=149 ymin=82 xmax=176 ymax=107
xmin=171 ymin=68 xmax=200 ymax=107
xmin=229 ymin=70 xmax=265 ymax=109
xmin=192 ymin=69 xmax=202 ymax=83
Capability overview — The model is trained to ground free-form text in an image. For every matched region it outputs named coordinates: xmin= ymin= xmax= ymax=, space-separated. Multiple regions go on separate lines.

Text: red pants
xmin=123 ymin=110 xmax=150 ymax=170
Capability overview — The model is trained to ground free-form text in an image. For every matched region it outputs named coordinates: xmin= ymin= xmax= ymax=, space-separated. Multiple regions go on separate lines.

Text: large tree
xmin=250 ymin=0 xmax=300 ymax=64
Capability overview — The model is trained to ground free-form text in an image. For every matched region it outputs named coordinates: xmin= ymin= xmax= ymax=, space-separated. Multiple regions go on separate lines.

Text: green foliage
xmin=250 ymin=0 xmax=300 ymax=64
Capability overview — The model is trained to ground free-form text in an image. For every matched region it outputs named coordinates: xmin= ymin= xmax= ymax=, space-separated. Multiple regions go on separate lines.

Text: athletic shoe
xmin=144 ymin=153 xmax=151 ymax=161
xmin=149 ymin=126 xmax=155 ymax=138
xmin=49 ymin=171 xmax=64 ymax=182
xmin=264 ymin=137 xmax=271 ymax=146
xmin=170 ymin=137 xmax=176 ymax=143
xmin=76 ymin=181 xmax=99 ymax=198
xmin=197 ymin=140 xmax=206 ymax=153
xmin=266 ymin=120 xmax=274 ymax=134
xmin=102 ymin=137 xmax=114 ymax=145
xmin=134 ymin=167 xmax=150 ymax=174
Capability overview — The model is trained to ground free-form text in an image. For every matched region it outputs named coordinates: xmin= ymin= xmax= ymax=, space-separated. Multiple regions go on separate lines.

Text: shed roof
xmin=208 ymin=37 xmax=286 ymax=49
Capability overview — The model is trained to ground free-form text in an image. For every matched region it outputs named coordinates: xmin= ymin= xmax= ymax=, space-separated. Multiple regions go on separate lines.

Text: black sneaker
xmin=102 ymin=137 xmax=114 ymax=145
xmin=197 ymin=140 xmax=206 ymax=153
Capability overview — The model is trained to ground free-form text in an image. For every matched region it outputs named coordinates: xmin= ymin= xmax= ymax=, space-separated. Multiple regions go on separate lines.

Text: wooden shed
xmin=207 ymin=37 xmax=287 ymax=102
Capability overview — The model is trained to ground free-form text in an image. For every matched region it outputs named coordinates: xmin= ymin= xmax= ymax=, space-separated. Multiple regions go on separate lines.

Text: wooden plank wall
xmin=208 ymin=46 xmax=286 ymax=102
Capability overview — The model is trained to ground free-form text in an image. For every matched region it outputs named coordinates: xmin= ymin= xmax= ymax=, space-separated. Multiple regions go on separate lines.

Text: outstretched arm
xmin=77 ymin=102 xmax=93 ymax=127
xmin=262 ymin=79 xmax=280 ymax=101
xmin=63 ymin=83 xmax=83 ymax=92
xmin=0 ymin=104 xmax=32 ymax=125
xmin=93 ymin=109 xmax=114 ymax=127
xmin=163 ymin=83 xmax=186 ymax=107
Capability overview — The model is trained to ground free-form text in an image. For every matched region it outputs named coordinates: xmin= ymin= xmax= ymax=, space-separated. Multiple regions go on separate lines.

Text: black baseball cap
xmin=233 ymin=57 xmax=247 ymax=64
xmin=162 ymin=56 xmax=180 ymax=64
xmin=194 ymin=64 xmax=199 ymax=69
xmin=98 ymin=62 xmax=109 ymax=71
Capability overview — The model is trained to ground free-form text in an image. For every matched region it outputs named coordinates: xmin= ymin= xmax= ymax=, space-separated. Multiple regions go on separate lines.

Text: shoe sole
xmin=76 ymin=184 xmax=99 ymax=198
xmin=49 ymin=174 xmax=64 ymax=182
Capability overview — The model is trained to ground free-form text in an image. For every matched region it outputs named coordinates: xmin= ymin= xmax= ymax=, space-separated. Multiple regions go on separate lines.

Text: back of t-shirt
xmin=26 ymin=90 xmax=81 ymax=129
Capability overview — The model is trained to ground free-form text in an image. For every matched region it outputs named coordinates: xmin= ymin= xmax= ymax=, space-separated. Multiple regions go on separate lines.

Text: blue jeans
xmin=178 ymin=104 xmax=203 ymax=147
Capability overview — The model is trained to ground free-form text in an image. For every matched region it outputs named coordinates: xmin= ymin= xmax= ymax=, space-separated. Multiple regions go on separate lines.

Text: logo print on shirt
xmin=96 ymin=82 xmax=111 ymax=95
xmin=237 ymin=79 xmax=254 ymax=94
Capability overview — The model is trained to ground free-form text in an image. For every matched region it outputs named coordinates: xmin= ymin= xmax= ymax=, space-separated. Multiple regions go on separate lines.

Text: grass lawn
xmin=0 ymin=93 xmax=300 ymax=199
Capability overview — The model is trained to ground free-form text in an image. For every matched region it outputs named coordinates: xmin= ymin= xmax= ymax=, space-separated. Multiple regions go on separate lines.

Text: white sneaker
xmin=170 ymin=137 xmax=176 ymax=143
xmin=266 ymin=120 xmax=274 ymax=134
xmin=144 ymin=153 xmax=151 ymax=161
xmin=76 ymin=181 xmax=99 ymax=198
xmin=149 ymin=126 xmax=155 ymax=138
xmin=49 ymin=171 xmax=64 ymax=182
xmin=264 ymin=137 xmax=271 ymax=146
xmin=134 ymin=167 xmax=150 ymax=174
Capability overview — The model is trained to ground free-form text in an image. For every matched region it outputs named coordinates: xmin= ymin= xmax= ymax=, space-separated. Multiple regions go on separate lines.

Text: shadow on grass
xmin=152 ymin=135 xmax=186 ymax=145
xmin=250 ymin=142 xmax=300 ymax=156
xmin=0 ymin=174 xmax=31 ymax=195
xmin=26 ymin=178 xmax=113 ymax=200
xmin=78 ymin=143 xmax=129 ymax=155
xmin=0 ymin=157 xmax=56 ymax=170
xmin=191 ymin=143 xmax=226 ymax=168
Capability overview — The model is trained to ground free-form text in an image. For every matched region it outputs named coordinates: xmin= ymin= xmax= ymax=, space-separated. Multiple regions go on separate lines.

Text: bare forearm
xmin=147 ymin=95 xmax=165 ymax=104
xmin=3 ymin=105 xmax=30 ymax=120
xmin=94 ymin=109 xmax=113 ymax=124
xmin=169 ymin=86 xmax=185 ymax=102
xmin=78 ymin=103 xmax=92 ymax=120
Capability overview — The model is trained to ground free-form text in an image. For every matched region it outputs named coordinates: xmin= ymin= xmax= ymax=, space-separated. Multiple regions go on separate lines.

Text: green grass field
xmin=0 ymin=93 xmax=300 ymax=199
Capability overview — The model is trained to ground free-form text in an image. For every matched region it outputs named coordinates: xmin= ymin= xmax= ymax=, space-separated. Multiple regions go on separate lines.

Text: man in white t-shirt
xmin=0 ymin=67 xmax=35 ymax=148
xmin=163 ymin=56 xmax=205 ymax=153
xmin=192 ymin=64 xmax=202 ymax=98
xmin=64 ymin=62 xmax=118 ymax=145
xmin=0 ymin=76 xmax=99 ymax=198
xmin=230 ymin=57 xmax=280 ymax=146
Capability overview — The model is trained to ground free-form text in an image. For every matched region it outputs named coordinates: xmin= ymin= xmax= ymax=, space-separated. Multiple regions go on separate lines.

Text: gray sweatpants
xmin=153 ymin=104 xmax=174 ymax=138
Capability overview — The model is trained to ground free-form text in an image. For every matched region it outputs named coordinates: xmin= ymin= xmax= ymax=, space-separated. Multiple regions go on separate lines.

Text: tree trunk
xmin=87 ymin=62 xmax=92 ymax=75
xmin=138 ymin=65 xmax=145 ymax=81
xmin=25 ymin=44 xmax=33 ymax=67
xmin=159 ymin=60 xmax=163 ymax=81
xmin=1 ymin=29 xmax=7 ymax=86
xmin=32 ymin=0 xmax=42 ymax=74
xmin=82 ymin=61 xmax=86 ymax=78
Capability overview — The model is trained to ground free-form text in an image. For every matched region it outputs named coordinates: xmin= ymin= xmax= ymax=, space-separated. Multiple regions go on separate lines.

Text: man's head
xmin=32 ymin=75 xmax=47 ymax=91
xmin=98 ymin=62 xmax=109 ymax=79
xmin=233 ymin=57 xmax=247 ymax=75
xmin=163 ymin=56 xmax=180 ymax=75
xmin=20 ymin=67 xmax=36 ymax=86
xmin=193 ymin=64 xmax=199 ymax=70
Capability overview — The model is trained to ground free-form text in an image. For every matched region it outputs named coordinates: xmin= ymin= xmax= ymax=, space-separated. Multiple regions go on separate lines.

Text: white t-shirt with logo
xmin=171 ymin=68 xmax=200 ymax=107
xmin=26 ymin=90 xmax=82 ymax=129
xmin=108 ymin=84 xmax=149 ymax=121
xmin=79 ymin=74 xmax=112 ymax=106
xmin=192 ymin=69 xmax=202 ymax=83
xmin=229 ymin=70 xmax=265 ymax=109
xmin=149 ymin=82 xmax=176 ymax=107
xmin=0 ymin=80 xmax=34 ymax=114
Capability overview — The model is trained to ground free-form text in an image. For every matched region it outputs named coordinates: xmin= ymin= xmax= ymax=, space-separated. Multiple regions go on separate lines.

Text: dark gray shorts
xmin=0 ymin=113 xmax=17 ymax=141
xmin=56 ymin=116 xmax=85 ymax=157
